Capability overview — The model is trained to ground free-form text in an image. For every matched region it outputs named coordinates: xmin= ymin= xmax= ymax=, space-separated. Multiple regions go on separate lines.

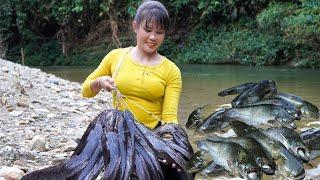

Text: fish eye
xmin=248 ymin=171 xmax=258 ymax=179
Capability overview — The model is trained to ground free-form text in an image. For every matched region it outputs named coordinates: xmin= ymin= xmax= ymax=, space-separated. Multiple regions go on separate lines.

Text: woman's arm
xmin=81 ymin=50 xmax=117 ymax=97
xmin=161 ymin=65 xmax=182 ymax=124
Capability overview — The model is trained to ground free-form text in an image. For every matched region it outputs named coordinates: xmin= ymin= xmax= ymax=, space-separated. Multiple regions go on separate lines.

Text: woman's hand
xmin=90 ymin=76 xmax=116 ymax=93
xmin=98 ymin=76 xmax=116 ymax=92
xmin=159 ymin=159 xmax=181 ymax=172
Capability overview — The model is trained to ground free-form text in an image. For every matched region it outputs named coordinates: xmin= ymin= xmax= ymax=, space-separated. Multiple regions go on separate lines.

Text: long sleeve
xmin=81 ymin=49 xmax=118 ymax=97
xmin=161 ymin=65 xmax=182 ymax=124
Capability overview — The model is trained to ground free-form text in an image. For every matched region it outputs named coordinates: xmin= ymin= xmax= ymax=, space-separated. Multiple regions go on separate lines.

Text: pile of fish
xmin=187 ymin=121 xmax=320 ymax=179
xmin=185 ymin=80 xmax=320 ymax=179
xmin=187 ymin=79 xmax=319 ymax=133
xmin=22 ymin=109 xmax=194 ymax=180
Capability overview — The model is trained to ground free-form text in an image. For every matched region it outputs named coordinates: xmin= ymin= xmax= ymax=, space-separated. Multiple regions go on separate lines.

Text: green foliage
xmin=282 ymin=0 xmax=320 ymax=46
xmin=300 ymin=0 xmax=320 ymax=8
xmin=254 ymin=0 xmax=320 ymax=68
xmin=0 ymin=0 xmax=319 ymax=68
xmin=24 ymin=40 xmax=61 ymax=66
xmin=126 ymin=0 xmax=143 ymax=17
xmin=54 ymin=43 xmax=115 ymax=66
xmin=174 ymin=13 xmax=319 ymax=68
xmin=196 ymin=0 xmax=270 ymax=21
xmin=0 ymin=0 xmax=13 ymax=43
xmin=176 ymin=26 xmax=286 ymax=66
xmin=256 ymin=2 xmax=299 ymax=33
xmin=258 ymin=0 xmax=320 ymax=46
xmin=292 ymin=49 xmax=320 ymax=68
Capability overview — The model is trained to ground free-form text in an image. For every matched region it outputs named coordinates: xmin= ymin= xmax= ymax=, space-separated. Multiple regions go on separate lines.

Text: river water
xmin=41 ymin=64 xmax=320 ymax=124
xmin=42 ymin=64 xmax=320 ymax=179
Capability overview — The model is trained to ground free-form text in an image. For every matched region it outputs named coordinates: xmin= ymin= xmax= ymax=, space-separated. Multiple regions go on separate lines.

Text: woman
xmin=82 ymin=0 xmax=185 ymax=178
xmin=82 ymin=1 xmax=181 ymax=131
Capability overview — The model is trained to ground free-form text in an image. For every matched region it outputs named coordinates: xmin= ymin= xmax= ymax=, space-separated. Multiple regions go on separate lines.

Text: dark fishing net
xmin=21 ymin=109 xmax=194 ymax=180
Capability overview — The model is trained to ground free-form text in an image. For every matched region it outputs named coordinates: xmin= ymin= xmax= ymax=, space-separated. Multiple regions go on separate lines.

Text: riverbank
xmin=1 ymin=59 xmax=320 ymax=179
xmin=0 ymin=58 xmax=112 ymax=179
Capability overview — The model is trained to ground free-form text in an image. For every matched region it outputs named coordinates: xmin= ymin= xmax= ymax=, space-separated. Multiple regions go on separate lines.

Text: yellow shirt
xmin=81 ymin=47 xmax=182 ymax=129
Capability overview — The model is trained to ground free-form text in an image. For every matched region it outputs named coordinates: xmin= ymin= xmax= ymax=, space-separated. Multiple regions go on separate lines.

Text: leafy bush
xmin=176 ymin=27 xmax=286 ymax=66
xmin=292 ymin=49 xmax=320 ymax=68
xmin=282 ymin=0 xmax=320 ymax=46
xmin=1 ymin=0 xmax=319 ymax=68
xmin=256 ymin=2 xmax=299 ymax=34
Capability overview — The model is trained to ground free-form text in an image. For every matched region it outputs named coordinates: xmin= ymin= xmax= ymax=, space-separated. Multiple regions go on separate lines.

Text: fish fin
xmin=206 ymin=135 xmax=224 ymax=142
xmin=267 ymin=119 xmax=276 ymax=124
xmin=196 ymin=140 xmax=208 ymax=150
xmin=286 ymin=122 xmax=297 ymax=129
xmin=230 ymin=120 xmax=256 ymax=136
xmin=202 ymin=162 xmax=226 ymax=175
xmin=273 ymin=133 xmax=288 ymax=144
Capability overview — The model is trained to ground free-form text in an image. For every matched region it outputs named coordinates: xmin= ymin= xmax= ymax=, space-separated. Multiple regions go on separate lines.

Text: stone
xmin=0 ymin=133 xmax=5 ymax=140
xmin=34 ymin=108 xmax=49 ymax=115
xmin=47 ymin=113 xmax=56 ymax=118
xmin=30 ymin=113 xmax=40 ymax=119
xmin=1 ymin=67 xmax=9 ymax=73
xmin=63 ymin=140 xmax=78 ymax=152
xmin=19 ymin=119 xmax=30 ymax=125
xmin=9 ymin=110 xmax=23 ymax=117
xmin=17 ymin=101 xmax=29 ymax=107
xmin=6 ymin=106 xmax=14 ymax=112
xmin=0 ymin=167 xmax=25 ymax=180
xmin=25 ymin=130 xmax=35 ymax=140
xmin=28 ymin=135 xmax=48 ymax=152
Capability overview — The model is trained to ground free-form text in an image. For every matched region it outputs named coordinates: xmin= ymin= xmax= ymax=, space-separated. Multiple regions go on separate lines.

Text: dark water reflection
xmin=42 ymin=64 xmax=320 ymax=179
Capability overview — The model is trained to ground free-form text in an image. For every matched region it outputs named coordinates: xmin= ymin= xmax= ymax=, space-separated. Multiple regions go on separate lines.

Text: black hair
xmin=134 ymin=0 xmax=169 ymax=31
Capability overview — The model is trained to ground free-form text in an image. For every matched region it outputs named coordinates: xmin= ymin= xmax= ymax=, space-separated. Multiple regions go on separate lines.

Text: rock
xmin=19 ymin=119 xmax=30 ymax=125
xmin=62 ymin=140 xmax=78 ymax=152
xmin=34 ymin=108 xmax=49 ymax=115
xmin=0 ymin=133 xmax=5 ymax=140
xmin=25 ymin=130 xmax=35 ymax=140
xmin=47 ymin=113 xmax=56 ymax=118
xmin=9 ymin=110 xmax=23 ymax=117
xmin=17 ymin=101 xmax=29 ymax=107
xmin=6 ymin=106 xmax=14 ymax=112
xmin=60 ymin=92 xmax=70 ymax=98
xmin=0 ymin=167 xmax=25 ymax=180
xmin=31 ymin=100 xmax=41 ymax=104
xmin=30 ymin=113 xmax=40 ymax=119
xmin=94 ymin=104 xmax=102 ymax=110
xmin=0 ymin=59 xmax=113 ymax=173
xmin=306 ymin=164 xmax=320 ymax=179
xmin=28 ymin=135 xmax=48 ymax=152
xmin=1 ymin=67 xmax=9 ymax=73
xmin=49 ymin=79 xmax=59 ymax=85
xmin=51 ymin=86 xmax=61 ymax=92
xmin=52 ymin=153 xmax=69 ymax=164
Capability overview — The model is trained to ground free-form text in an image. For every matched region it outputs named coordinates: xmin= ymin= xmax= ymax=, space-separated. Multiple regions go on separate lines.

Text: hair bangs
xmin=143 ymin=9 xmax=168 ymax=31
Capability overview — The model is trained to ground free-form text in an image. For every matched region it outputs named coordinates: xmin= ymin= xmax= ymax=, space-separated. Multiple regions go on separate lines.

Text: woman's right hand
xmin=97 ymin=76 xmax=116 ymax=92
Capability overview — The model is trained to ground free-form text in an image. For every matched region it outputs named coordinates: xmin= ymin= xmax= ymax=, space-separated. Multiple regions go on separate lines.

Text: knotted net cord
xmin=111 ymin=48 xmax=162 ymax=123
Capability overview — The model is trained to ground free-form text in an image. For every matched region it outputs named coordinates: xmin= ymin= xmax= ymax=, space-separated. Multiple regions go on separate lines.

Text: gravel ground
xmin=0 ymin=58 xmax=112 ymax=179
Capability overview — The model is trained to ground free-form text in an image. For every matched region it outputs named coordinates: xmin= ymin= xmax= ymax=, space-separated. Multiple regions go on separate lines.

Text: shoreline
xmin=1 ymin=59 xmax=320 ymax=179
xmin=0 ymin=58 xmax=112 ymax=179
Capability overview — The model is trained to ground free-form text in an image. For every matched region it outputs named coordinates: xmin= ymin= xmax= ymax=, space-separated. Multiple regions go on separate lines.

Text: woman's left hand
xmin=159 ymin=159 xmax=181 ymax=172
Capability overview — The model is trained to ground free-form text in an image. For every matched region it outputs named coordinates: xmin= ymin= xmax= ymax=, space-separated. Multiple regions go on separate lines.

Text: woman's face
xmin=133 ymin=18 xmax=165 ymax=55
